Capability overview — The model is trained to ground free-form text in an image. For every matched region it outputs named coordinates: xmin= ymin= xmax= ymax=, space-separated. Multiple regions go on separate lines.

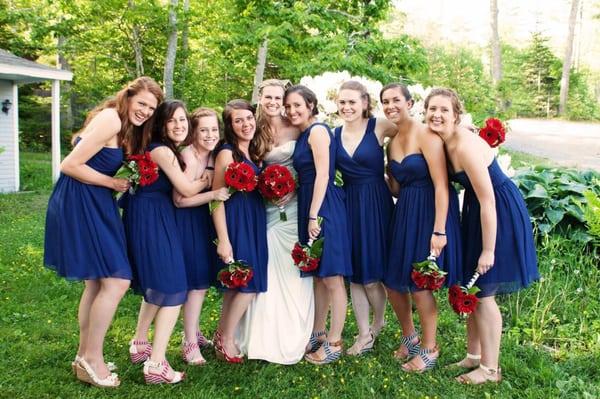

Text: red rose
xmin=411 ymin=270 xmax=429 ymax=289
xmin=291 ymin=243 xmax=307 ymax=264
xmin=218 ymin=270 xmax=233 ymax=288
xmin=425 ymin=274 xmax=445 ymax=290
xmin=300 ymin=256 xmax=319 ymax=272
xmin=457 ymin=294 xmax=479 ymax=314
xmin=449 ymin=285 xmax=462 ymax=302
xmin=479 ymin=117 xmax=506 ymax=148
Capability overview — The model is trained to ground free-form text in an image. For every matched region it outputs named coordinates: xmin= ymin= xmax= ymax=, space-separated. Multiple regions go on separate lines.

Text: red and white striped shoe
xmin=196 ymin=330 xmax=213 ymax=348
xmin=182 ymin=340 xmax=206 ymax=365
xmin=129 ymin=339 xmax=152 ymax=364
xmin=143 ymin=359 xmax=185 ymax=384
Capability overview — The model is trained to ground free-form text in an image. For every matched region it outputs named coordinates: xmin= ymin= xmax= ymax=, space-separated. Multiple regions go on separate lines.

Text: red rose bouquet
xmin=291 ymin=217 xmax=324 ymax=272
xmin=217 ymin=259 xmax=254 ymax=289
xmin=257 ymin=164 xmax=296 ymax=221
xmin=113 ymin=151 xmax=159 ymax=198
xmin=448 ymin=272 xmax=481 ymax=316
xmin=479 ymin=118 xmax=506 ymax=148
xmin=209 ymin=161 xmax=258 ymax=213
xmin=411 ymin=254 xmax=447 ymax=291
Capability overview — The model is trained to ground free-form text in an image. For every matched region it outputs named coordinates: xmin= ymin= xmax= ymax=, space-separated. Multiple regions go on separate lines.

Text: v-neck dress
xmin=452 ymin=158 xmax=539 ymax=297
xmin=292 ymin=122 xmax=352 ymax=278
xmin=215 ymin=144 xmax=268 ymax=292
xmin=334 ymin=118 xmax=393 ymax=284
xmin=384 ymin=153 xmax=462 ymax=293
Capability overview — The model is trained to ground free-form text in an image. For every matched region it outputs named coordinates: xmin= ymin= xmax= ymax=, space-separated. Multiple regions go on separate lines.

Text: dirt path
xmin=504 ymin=119 xmax=600 ymax=171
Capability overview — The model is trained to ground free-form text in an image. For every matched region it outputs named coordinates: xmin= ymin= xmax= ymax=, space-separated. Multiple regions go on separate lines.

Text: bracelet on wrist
xmin=432 ymin=231 xmax=446 ymax=236
xmin=309 ymin=216 xmax=318 ymax=221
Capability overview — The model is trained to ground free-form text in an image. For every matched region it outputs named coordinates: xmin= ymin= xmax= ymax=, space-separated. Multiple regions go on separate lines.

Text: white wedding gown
xmin=237 ymin=141 xmax=315 ymax=364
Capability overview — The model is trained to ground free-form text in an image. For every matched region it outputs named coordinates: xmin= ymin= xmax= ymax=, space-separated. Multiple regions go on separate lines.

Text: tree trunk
xmin=177 ymin=0 xmax=190 ymax=100
xmin=250 ymin=39 xmax=268 ymax=104
xmin=163 ymin=0 xmax=178 ymax=99
xmin=559 ymin=0 xmax=580 ymax=116
xmin=129 ymin=0 xmax=144 ymax=77
xmin=490 ymin=0 xmax=502 ymax=85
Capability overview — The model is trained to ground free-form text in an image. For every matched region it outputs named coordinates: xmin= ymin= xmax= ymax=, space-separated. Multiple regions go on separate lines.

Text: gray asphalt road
xmin=504 ymin=119 xmax=600 ymax=171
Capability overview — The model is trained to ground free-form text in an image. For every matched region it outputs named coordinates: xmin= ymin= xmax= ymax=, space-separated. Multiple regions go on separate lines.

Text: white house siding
xmin=0 ymin=79 xmax=17 ymax=192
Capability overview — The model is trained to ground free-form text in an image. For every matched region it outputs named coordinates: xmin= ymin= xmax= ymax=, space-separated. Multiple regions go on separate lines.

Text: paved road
xmin=504 ymin=119 xmax=600 ymax=171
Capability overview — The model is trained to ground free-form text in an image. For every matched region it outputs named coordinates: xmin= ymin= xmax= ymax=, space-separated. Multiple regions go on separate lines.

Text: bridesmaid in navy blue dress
xmin=424 ymin=88 xmax=539 ymax=384
xmin=123 ymin=100 xmax=209 ymax=384
xmin=285 ymin=85 xmax=352 ymax=365
xmin=44 ymin=77 xmax=163 ymax=387
xmin=381 ymin=84 xmax=462 ymax=373
xmin=173 ymin=107 xmax=230 ymax=365
xmin=334 ymin=80 xmax=396 ymax=356
xmin=212 ymin=99 xmax=268 ymax=363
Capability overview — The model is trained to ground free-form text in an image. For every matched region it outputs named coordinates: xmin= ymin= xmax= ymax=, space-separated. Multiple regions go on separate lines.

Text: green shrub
xmin=583 ymin=189 xmax=600 ymax=247
xmin=513 ymin=166 xmax=600 ymax=241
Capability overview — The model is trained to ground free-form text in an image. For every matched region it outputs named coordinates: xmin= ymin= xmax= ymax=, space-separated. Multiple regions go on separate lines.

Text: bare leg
xmin=149 ymin=305 xmax=182 ymax=380
xmin=363 ymin=282 xmax=387 ymax=335
xmin=386 ymin=287 xmax=418 ymax=358
xmin=134 ymin=299 xmax=159 ymax=343
xmin=308 ymin=276 xmax=347 ymax=360
xmin=82 ymin=278 xmax=130 ymax=379
xmin=182 ymin=289 xmax=207 ymax=362
xmin=77 ymin=280 xmax=101 ymax=357
xmin=402 ymin=290 xmax=439 ymax=370
xmin=220 ymin=292 xmax=255 ymax=356
xmin=217 ymin=291 xmax=235 ymax=334
xmin=312 ymin=278 xmax=330 ymax=334
xmin=347 ymin=283 xmax=373 ymax=355
xmin=412 ymin=290 xmax=437 ymax=349
xmin=457 ymin=297 xmax=502 ymax=383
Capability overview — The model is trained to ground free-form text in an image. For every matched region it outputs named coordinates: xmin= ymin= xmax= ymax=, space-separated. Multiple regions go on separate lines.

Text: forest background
xmin=2 ymin=2 xmax=600 ymax=398
xmin=1 ymin=0 xmax=600 ymax=152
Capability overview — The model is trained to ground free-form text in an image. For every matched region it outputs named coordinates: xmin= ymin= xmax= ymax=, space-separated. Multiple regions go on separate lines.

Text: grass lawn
xmin=0 ymin=152 xmax=599 ymax=398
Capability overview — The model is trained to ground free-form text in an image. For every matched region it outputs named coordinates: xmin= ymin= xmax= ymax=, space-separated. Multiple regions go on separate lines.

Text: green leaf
xmin=526 ymin=184 xmax=549 ymax=199
xmin=334 ymin=169 xmax=344 ymax=187
xmin=309 ymin=237 xmax=324 ymax=258
xmin=545 ymin=208 xmax=565 ymax=226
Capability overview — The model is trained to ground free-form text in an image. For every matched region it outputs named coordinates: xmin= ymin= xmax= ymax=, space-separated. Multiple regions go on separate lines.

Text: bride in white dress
xmin=237 ymin=79 xmax=314 ymax=364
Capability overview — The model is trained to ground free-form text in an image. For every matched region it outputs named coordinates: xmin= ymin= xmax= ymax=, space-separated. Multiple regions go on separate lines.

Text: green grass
xmin=501 ymin=148 xmax=555 ymax=169
xmin=1 ymin=153 xmax=599 ymax=398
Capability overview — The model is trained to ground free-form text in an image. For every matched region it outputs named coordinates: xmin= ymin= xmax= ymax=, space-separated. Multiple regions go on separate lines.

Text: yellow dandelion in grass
xmin=234 ymin=386 xmax=241 ymax=391
xmin=340 ymin=377 xmax=345 ymax=384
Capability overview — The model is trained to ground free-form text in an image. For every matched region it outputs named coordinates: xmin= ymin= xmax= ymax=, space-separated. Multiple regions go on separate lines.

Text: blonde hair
xmin=256 ymin=79 xmax=289 ymax=153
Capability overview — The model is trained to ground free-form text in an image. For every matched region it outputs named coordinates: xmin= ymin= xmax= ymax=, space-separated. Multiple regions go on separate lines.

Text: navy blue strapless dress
xmin=44 ymin=139 xmax=132 ymax=281
xmin=334 ymin=118 xmax=393 ymax=284
xmin=175 ymin=198 xmax=217 ymax=290
xmin=121 ymin=143 xmax=188 ymax=306
xmin=384 ymin=154 xmax=462 ymax=293
xmin=215 ymin=144 xmax=268 ymax=293
xmin=293 ymin=123 xmax=352 ymax=278
xmin=452 ymin=159 xmax=539 ymax=297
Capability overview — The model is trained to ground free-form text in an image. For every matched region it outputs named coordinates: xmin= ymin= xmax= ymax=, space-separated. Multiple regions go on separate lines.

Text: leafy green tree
xmin=419 ymin=46 xmax=496 ymax=124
